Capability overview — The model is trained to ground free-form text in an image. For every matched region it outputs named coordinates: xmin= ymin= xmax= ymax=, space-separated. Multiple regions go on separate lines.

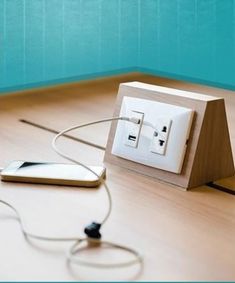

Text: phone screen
xmin=3 ymin=161 xmax=104 ymax=181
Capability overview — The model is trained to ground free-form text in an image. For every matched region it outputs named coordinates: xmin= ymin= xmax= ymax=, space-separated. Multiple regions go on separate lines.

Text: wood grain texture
xmin=189 ymin=99 xmax=234 ymax=187
xmin=0 ymin=73 xmax=235 ymax=281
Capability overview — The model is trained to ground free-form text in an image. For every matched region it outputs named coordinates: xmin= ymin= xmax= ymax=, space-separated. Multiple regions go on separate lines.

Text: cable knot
xmin=84 ymin=222 xmax=102 ymax=239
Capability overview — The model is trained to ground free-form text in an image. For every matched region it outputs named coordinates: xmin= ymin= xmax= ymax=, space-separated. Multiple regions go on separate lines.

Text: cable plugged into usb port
xmin=125 ymin=111 xmax=144 ymax=148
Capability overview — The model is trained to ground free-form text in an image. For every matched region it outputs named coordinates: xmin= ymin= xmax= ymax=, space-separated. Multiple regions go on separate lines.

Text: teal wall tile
xmin=0 ymin=0 xmax=235 ymax=92
xmin=139 ymin=0 xmax=159 ymax=69
xmin=215 ymin=0 xmax=234 ymax=85
xmin=100 ymin=0 xmax=119 ymax=71
xmin=158 ymin=0 xmax=178 ymax=73
xmin=5 ymin=0 xmax=24 ymax=86
xmin=79 ymin=0 xmax=101 ymax=74
xmin=120 ymin=0 xmax=139 ymax=68
xmin=63 ymin=0 xmax=82 ymax=77
xmin=0 ymin=1 xmax=4 ymax=86
xmin=44 ymin=0 xmax=64 ymax=81
xmin=25 ymin=0 xmax=44 ymax=83
xmin=191 ymin=0 xmax=216 ymax=80
xmin=177 ymin=0 xmax=197 ymax=77
xmin=140 ymin=0 xmax=235 ymax=89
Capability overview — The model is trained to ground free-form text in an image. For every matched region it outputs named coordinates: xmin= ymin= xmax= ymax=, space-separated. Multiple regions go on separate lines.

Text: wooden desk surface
xmin=0 ymin=73 xmax=235 ymax=281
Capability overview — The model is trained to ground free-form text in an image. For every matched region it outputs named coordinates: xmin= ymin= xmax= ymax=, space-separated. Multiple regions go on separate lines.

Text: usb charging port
xmin=128 ymin=135 xmax=137 ymax=141
xmin=125 ymin=111 xmax=144 ymax=148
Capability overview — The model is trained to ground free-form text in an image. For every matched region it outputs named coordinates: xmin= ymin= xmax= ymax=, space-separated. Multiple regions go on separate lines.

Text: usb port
xmin=128 ymin=135 xmax=137 ymax=141
xmin=125 ymin=111 xmax=144 ymax=148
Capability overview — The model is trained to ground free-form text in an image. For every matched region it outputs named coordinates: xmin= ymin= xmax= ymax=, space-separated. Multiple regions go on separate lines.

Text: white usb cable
xmin=52 ymin=116 xmax=143 ymax=268
xmin=52 ymin=116 xmax=141 ymax=226
xmin=0 ymin=116 xmax=143 ymax=271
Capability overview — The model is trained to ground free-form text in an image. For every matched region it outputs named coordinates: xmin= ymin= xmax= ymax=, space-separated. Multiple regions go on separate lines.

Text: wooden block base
xmin=104 ymin=82 xmax=235 ymax=189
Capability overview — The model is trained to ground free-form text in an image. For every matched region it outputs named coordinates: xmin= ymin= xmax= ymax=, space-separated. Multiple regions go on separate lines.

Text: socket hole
xmin=162 ymin=126 xmax=167 ymax=132
xmin=159 ymin=140 xmax=165 ymax=146
xmin=153 ymin=131 xmax=158 ymax=137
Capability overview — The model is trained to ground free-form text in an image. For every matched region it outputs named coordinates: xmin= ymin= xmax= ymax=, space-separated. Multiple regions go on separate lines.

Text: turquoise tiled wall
xmin=0 ymin=0 xmax=235 ymax=92
xmin=140 ymin=0 xmax=235 ymax=89
xmin=0 ymin=0 xmax=139 ymax=92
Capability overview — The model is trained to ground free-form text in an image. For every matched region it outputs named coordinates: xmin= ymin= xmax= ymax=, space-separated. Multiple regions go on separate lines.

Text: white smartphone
xmin=1 ymin=161 xmax=106 ymax=187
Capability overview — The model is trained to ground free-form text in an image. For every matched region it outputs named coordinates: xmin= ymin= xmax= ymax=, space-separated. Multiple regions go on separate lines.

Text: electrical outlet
xmin=111 ymin=96 xmax=194 ymax=174
xmin=150 ymin=118 xmax=172 ymax=155
xmin=125 ymin=111 xmax=144 ymax=148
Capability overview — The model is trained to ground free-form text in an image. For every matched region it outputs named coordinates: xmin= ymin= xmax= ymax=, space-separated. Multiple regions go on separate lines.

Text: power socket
xmin=105 ymin=81 xmax=234 ymax=189
xmin=111 ymin=96 xmax=194 ymax=174
xmin=150 ymin=118 xmax=172 ymax=155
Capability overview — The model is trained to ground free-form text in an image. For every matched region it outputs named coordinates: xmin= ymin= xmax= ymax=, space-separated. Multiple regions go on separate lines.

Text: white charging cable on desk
xmin=0 ymin=116 xmax=143 ymax=270
xmin=52 ymin=116 xmax=143 ymax=268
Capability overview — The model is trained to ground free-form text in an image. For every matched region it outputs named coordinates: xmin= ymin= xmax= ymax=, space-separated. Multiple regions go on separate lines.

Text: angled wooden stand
xmin=104 ymin=82 xmax=234 ymax=189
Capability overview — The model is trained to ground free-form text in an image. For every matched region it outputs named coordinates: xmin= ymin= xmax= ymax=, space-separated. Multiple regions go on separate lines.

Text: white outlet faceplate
xmin=111 ymin=96 xmax=194 ymax=173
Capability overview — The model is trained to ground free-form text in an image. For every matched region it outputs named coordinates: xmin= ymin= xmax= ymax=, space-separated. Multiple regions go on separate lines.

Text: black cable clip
xmin=84 ymin=222 xmax=102 ymax=239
